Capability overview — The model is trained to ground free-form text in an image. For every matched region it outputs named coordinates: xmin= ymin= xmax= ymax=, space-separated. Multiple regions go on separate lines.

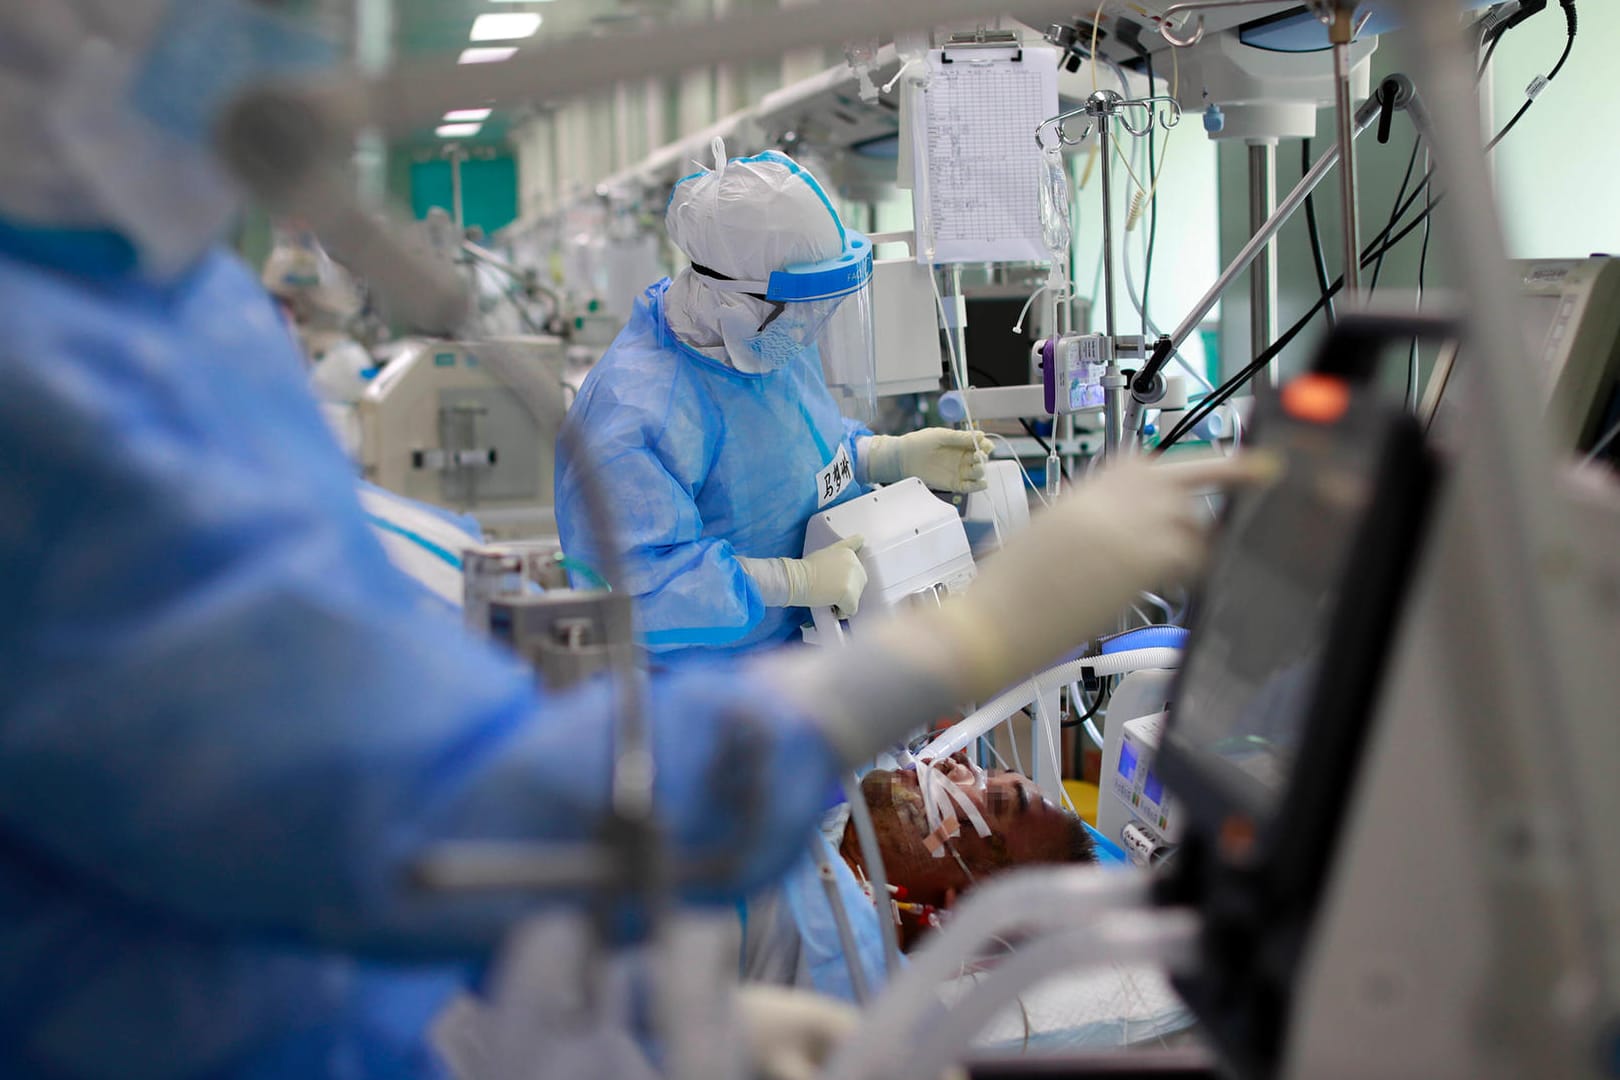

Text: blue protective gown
xmin=0 ymin=245 xmax=839 ymax=1079
xmin=555 ymin=279 xmax=869 ymax=663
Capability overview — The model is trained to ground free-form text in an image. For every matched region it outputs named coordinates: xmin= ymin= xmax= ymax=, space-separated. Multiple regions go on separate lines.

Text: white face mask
xmin=715 ymin=302 xmax=815 ymax=373
xmin=1 ymin=0 xmax=333 ymax=277
xmin=701 ymin=277 xmax=845 ymax=375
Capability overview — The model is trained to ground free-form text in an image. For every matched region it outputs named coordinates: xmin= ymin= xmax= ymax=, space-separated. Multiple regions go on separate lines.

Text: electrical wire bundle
xmin=1155 ymin=0 xmax=1578 ymax=454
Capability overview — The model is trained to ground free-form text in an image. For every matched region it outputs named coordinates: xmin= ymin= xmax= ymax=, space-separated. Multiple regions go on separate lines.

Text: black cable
xmin=1549 ymin=1 xmax=1578 ymax=80
xmin=1486 ymin=0 xmax=1576 ymax=153
xmin=1158 ymin=288 xmax=1338 ymax=452
xmin=1369 ymin=136 xmax=1422 ymax=295
xmin=1157 ymin=2 xmax=1573 ymax=454
xmin=1162 ymin=144 xmax=1455 ymax=449
xmin=1061 ymin=680 xmax=1111 ymax=730
xmin=1408 ymin=172 xmax=1433 ymax=410
xmin=1019 ymin=418 xmax=1054 ymax=457
xmin=1157 ymin=198 xmax=1444 ymax=452
xmin=1302 ymin=138 xmax=1337 ymax=328
xmin=1388 ymin=172 xmax=1434 ymax=238
xmin=1366 ymin=199 xmax=1447 ymax=279
xmin=1488 ymin=100 xmax=1535 ymax=152
xmin=1182 ymin=203 xmax=1441 ymax=446
xmin=965 ymin=362 xmax=1072 ymax=475
xmin=1477 ymin=32 xmax=1504 ymax=82
xmin=966 ymin=363 xmax=1004 ymax=388
xmin=1175 ymin=140 xmax=1432 ymax=451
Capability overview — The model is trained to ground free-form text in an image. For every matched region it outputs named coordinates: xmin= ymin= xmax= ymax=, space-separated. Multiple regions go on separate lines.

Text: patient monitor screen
xmin=1171 ymin=437 xmax=1377 ymax=818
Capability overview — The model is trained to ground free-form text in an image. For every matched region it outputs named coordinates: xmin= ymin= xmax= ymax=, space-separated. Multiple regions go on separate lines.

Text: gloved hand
xmin=863 ymin=429 xmax=995 ymax=493
xmin=772 ymin=454 xmax=1277 ymax=766
xmin=734 ymin=985 xmax=859 ymax=1080
xmin=739 ymin=535 xmax=868 ymax=617
xmin=925 ymin=455 xmax=1274 ymax=698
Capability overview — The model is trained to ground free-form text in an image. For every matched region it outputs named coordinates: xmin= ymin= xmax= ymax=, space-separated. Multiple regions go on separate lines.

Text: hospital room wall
xmin=1487 ymin=1 xmax=1620 ymax=259
xmin=1067 ymin=79 xmax=1224 ymax=382
xmin=1214 ymin=11 xmax=1620 ymax=394
xmin=1212 ymin=45 xmax=1452 ymax=394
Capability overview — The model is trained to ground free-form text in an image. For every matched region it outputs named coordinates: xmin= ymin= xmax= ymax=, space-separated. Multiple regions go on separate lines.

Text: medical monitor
xmin=1153 ymin=315 xmax=1443 ymax=1079
xmin=1422 ymin=257 xmax=1620 ymax=456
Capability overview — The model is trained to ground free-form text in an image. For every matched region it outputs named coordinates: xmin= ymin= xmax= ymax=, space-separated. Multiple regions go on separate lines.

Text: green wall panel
xmin=408 ymin=156 xmax=519 ymax=236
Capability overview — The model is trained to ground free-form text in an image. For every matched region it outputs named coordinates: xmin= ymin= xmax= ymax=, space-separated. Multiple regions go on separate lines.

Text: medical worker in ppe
xmin=0 ymin=1 xmax=1265 ymax=1076
xmin=555 ymin=141 xmax=994 ymax=661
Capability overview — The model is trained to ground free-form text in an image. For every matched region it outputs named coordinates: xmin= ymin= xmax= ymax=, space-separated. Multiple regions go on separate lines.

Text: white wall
xmin=1489 ymin=1 xmax=1620 ymax=258
xmin=1213 ymin=39 xmax=1447 ymax=386
xmin=1071 ymin=93 xmax=1223 ymax=383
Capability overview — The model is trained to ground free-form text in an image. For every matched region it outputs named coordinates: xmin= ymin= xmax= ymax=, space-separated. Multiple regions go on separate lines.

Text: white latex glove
xmin=942 ymin=455 xmax=1275 ymax=693
xmin=863 ymin=429 xmax=995 ymax=493
xmin=739 ymin=535 xmax=868 ymax=617
xmin=735 ymin=985 xmax=859 ymax=1080
xmin=772 ymin=454 xmax=1278 ymax=767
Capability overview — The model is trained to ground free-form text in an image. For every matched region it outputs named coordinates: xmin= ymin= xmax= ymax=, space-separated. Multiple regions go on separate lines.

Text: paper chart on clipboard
xmin=910 ymin=47 xmax=1059 ymax=266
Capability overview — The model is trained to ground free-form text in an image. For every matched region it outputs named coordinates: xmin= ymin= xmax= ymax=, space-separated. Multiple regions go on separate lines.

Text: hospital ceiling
xmin=387 ymin=0 xmax=689 ymax=149
xmin=378 ymin=0 xmax=1310 ymax=150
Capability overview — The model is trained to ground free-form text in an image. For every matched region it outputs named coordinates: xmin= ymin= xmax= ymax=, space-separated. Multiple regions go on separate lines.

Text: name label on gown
xmin=817 ymin=443 xmax=855 ymax=508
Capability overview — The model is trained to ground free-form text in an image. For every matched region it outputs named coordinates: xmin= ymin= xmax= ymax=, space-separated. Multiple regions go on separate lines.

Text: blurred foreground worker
xmin=555 ymin=140 xmax=993 ymax=663
xmin=0 ymin=1 xmax=1266 ymax=1076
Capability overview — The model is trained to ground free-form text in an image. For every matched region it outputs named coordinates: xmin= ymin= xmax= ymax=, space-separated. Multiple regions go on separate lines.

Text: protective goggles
xmin=690 ymin=230 xmax=874 ymax=330
xmin=694 ymin=233 xmax=879 ymax=419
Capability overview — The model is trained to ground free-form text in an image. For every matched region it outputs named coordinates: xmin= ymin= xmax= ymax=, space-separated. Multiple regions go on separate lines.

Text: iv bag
xmin=1039 ymin=145 xmax=1071 ymax=259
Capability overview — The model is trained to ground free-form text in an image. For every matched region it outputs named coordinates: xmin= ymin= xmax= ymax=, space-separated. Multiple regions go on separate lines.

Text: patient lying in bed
xmin=732 ymin=751 xmax=1194 ymax=1050
xmin=838 ymin=755 xmax=1094 ymax=947
xmin=735 ymin=752 xmax=1093 ymax=988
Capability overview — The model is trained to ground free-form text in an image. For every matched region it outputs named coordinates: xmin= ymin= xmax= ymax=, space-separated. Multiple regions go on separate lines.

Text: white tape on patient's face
xmin=916 ymin=761 xmax=992 ymax=859
xmin=937 ymin=773 xmax=991 ymax=841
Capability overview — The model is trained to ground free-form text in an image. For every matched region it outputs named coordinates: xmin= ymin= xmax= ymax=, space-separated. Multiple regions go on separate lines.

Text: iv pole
xmin=1036 ymin=89 xmax=1183 ymax=461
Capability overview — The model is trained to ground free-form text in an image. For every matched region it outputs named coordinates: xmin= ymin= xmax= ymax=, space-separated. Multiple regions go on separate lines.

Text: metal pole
xmin=1168 ymin=92 xmax=1383 ymax=350
xmin=1097 ymin=98 xmax=1127 ymax=459
xmin=1248 ymin=140 xmax=1280 ymax=389
xmin=449 ymin=145 xmax=465 ymax=232
xmin=1332 ymin=14 xmax=1362 ymax=296
xmin=1097 ymin=97 xmax=1119 ymax=340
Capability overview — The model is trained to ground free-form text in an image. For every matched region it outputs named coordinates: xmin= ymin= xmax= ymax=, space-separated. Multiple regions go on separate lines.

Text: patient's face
xmin=850 ymin=753 xmax=1090 ymax=909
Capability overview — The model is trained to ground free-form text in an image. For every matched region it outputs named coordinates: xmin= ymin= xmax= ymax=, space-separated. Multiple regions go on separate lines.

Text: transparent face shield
xmin=694 ymin=230 xmax=878 ymax=419
xmin=814 ymin=279 xmax=879 ymax=424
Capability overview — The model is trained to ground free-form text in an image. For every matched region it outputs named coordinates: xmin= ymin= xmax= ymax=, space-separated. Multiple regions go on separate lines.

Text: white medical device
xmin=359 ymin=335 xmax=569 ymax=538
xmin=867 ymin=231 xmax=949 ymax=399
xmin=958 ymin=459 xmax=1031 ymax=559
xmin=1102 ymin=712 xmax=1184 ymax=866
xmin=802 ymin=477 xmax=976 ymax=644
xmin=1097 ymin=668 xmax=1184 ymax=863
xmin=1423 ymin=256 xmax=1620 ymax=454
xmin=1167 ymin=20 xmax=1377 ymax=142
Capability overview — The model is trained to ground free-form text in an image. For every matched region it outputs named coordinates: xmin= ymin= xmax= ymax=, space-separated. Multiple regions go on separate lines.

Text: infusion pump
xmin=1097 ymin=671 xmax=1185 ymax=866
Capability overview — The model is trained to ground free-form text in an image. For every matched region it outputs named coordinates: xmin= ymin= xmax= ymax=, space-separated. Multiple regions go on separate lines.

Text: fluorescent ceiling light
xmin=436 ymin=122 xmax=483 ymax=138
xmin=458 ymin=46 xmax=518 ymax=64
xmin=469 ymin=13 xmax=541 ymax=40
xmin=443 ymin=107 xmax=493 ymax=122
